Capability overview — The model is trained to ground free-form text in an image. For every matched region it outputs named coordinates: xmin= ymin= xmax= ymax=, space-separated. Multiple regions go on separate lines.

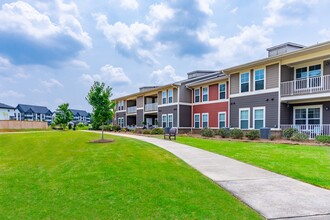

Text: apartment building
xmin=0 ymin=103 xmax=17 ymax=120
xmin=16 ymin=104 xmax=53 ymax=125
xmin=114 ymin=41 xmax=330 ymax=138
xmin=70 ymin=109 xmax=91 ymax=125
xmin=113 ymin=71 xmax=222 ymax=130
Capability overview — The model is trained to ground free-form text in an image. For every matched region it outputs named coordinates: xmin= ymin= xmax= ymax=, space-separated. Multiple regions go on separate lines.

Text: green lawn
xmin=0 ymin=132 xmax=261 ymax=219
xmin=176 ymin=136 xmax=330 ymax=189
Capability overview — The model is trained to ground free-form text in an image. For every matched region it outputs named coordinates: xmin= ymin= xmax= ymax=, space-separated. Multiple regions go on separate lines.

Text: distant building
xmin=70 ymin=109 xmax=91 ymax=125
xmin=16 ymin=104 xmax=53 ymax=125
xmin=0 ymin=103 xmax=17 ymax=120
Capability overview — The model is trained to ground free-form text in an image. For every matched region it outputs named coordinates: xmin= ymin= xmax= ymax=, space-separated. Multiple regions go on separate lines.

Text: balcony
xmin=144 ymin=103 xmax=158 ymax=112
xmin=127 ymin=106 xmax=137 ymax=114
xmin=281 ymin=75 xmax=330 ymax=97
xmin=281 ymin=124 xmax=330 ymax=139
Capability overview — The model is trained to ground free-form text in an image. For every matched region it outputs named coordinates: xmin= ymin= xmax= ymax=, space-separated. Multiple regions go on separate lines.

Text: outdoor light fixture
xmin=325 ymin=107 xmax=329 ymax=111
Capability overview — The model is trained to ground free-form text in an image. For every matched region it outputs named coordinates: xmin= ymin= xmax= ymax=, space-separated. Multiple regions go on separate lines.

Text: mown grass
xmin=176 ymin=136 xmax=330 ymax=189
xmin=0 ymin=131 xmax=261 ymax=219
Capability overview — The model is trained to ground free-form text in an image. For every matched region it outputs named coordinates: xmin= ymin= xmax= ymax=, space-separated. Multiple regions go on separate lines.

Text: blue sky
xmin=0 ymin=0 xmax=329 ymax=111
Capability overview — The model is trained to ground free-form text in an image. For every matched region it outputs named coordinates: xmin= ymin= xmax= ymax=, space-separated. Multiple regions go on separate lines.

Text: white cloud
xmin=0 ymin=90 xmax=25 ymax=98
xmin=230 ymin=7 xmax=238 ymax=14
xmin=148 ymin=3 xmax=175 ymax=22
xmin=120 ymin=0 xmax=139 ymax=10
xmin=150 ymin=65 xmax=184 ymax=85
xmin=80 ymin=64 xmax=131 ymax=86
xmin=15 ymin=73 xmax=30 ymax=79
xmin=70 ymin=60 xmax=90 ymax=69
xmin=41 ymin=78 xmax=64 ymax=89
xmin=197 ymin=0 xmax=215 ymax=15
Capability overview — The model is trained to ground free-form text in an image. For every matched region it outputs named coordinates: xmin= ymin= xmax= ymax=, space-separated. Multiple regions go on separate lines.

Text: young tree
xmin=86 ymin=81 xmax=115 ymax=140
xmin=53 ymin=103 xmax=74 ymax=129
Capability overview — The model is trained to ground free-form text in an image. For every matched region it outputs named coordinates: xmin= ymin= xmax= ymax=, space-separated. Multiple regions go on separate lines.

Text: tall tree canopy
xmin=86 ymin=81 xmax=115 ymax=140
xmin=53 ymin=103 xmax=73 ymax=129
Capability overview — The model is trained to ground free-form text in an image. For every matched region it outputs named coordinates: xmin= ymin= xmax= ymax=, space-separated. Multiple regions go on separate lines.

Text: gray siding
xmin=281 ymin=65 xmax=294 ymax=82
xmin=157 ymin=91 xmax=162 ymax=105
xmin=280 ymin=103 xmax=293 ymax=124
xmin=116 ymin=112 xmax=126 ymax=126
xmin=250 ymin=70 xmax=254 ymax=91
xmin=179 ymin=85 xmax=192 ymax=103
xmin=173 ymin=88 xmax=178 ymax=103
xmin=230 ymin=73 xmax=239 ymax=94
xmin=324 ymin=60 xmax=330 ymax=76
xmin=136 ymin=109 xmax=143 ymax=126
xmin=158 ymin=106 xmax=178 ymax=127
xmin=179 ymin=105 xmax=192 ymax=127
xmin=230 ymin=92 xmax=279 ymax=129
xmin=266 ymin=64 xmax=279 ymax=89
xmin=137 ymin=96 xmax=143 ymax=108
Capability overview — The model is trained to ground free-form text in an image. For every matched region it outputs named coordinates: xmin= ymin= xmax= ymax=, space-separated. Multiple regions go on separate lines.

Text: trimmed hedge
xmin=201 ymin=128 xmax=215 ymax=137
xmin=315 ymin=135 xmax=330 ymax=143
xmin=230 ymin=129 xmax=244 ymax=139
xmin=245 ymin=130 xmax=260 ymax=140
xmin=290 ymin=132 xmax=308 ymax=142
xmin=284 ymin=128 xmax=298 ymax=139
xmin=151 ymin=128 xmax=164 ymax=135
xmin=142 ymin=129 xmax=151 ymax=134
xmin=218 ymin=128 xmax=230 ymax=138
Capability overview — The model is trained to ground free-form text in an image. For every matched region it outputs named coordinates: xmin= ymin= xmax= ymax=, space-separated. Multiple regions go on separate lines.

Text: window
xmin=118 ymin=117 xmax=124 ymax=128
xmin=219 ymin=83 xmax=226 ymax=100
xmin=202 ymin=113 xmax=208 ymax=128
xmin=168 ymin=90 xmax=173 ymax=104
xmin=218 ymin=112 xmax=226 ymax=128
xmin=162 ymin=114 xmax=167 ymax=128
xmin=254 ymin=69 xmax=265 ymax=90
xmin=194 ymin=114 xmax=200 ymax=128
xmin=294 ymin=106 xmax=321 ymax=126
xmin=202 ymin=87 xmax=208 ymax=102
xmin=253 ymin=107 xmax=265 ymax=129
xmin=162 ymin=91 xmax=167 ymax=104
xmin=240 ymin=72 xmax=250 ymax=93
xmin=194 ymin=88 xmax=200 ymax=103
xmin=295 ymin=64 xmax=321 ymax=89
xmin=168 ymin=114 xmax=173 ymax=128
xmin=239 ymin=108 xmax=250 ymax=129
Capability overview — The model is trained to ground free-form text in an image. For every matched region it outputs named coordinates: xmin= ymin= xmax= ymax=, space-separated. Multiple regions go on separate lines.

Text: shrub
xmin=315 ymin=135 xmax=330 ymax=143
xmin=50 ymin=123 xmax=56 ymax=129
xmin=112 ymin=125 xmax=121 ymax=132
xmin=151 ymin=128 xmax=164 ymax=135
xmin=290 ymin=132 xmax=308 ymax=142
xmin=245 ymin=130 xmax=260 ymax=140
xmin=218 ymin=128 xmax=230 ymax=138
xmin=103 ymin=125 xmax=112 ymax=131
xmin=270 ymin=134 xmax=276 ymax=141
xmin=200 ymin=128 xmax=215 ymax=137
xmin=68 ymin=123 xmax=73 ymax=130
xmin=284 ymin=128 xmax=298 ymax=139
xmin=77 ymin=122 xmax=85 ymax=128
xmin=121 ymin=128 xmax=128 ymax=132
xmin=230 ymin=128 xmax=244 ymax=139
xmin=142 ymin=129 xmax=151 ymax=134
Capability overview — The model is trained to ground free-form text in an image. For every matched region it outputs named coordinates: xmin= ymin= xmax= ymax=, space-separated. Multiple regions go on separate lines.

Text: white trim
xmin=293 ymin=105 xmax=323 ymax=126
xmin=218 ymin=111 xmax=226 ymax=128
xmin=178 ymin=102 xmax=192 ymax=106
xmin=116 ymin=110 xmax=126 ymax=113
xmin=161 ymin=114 xmax=167 ymax=128
xmin=239 ymin=108 xmax=250 ymax=129
xmin=219 ymin=82 xmax=226 ymax=100
xmin=177 ymin=88 xmax=180 ymax=127
xmin=239 ymin=72 xmax=250 ymax=93
xmin=143 ymin=110 xmax=158 ymax=114
xmin=192 ymin=99 xmax=229 ymax=105
xmin=293 ymin=63 xmax=323 ymax=90
xmin=278 ymin=62 xmax=281 ymax=129
xmin=252 ymin=106 xmax=266 ymax=129
xmin=194 ymin=113 xmax=200 ymax=128
xmin=254 ymin=68 xmax=266 ymax=91
xmin=202 ymin=113 xmax=209 ymax=128
xmin=202 ymin=86 xmax=209 ymax=102
xmin=136 ymin=107 xmax=144 ymax=110
xmin=168 ymin=113 xmax=173 ymax=128
xmin=231 ymin=88 xmax=279 ymax=98
xmin=228 ymin=79 xmax=231 ymax=127
xmin=281 ymin=92 xmax=330 ymax=102
xmin=158 ymin=103 xmax=178 ymax=107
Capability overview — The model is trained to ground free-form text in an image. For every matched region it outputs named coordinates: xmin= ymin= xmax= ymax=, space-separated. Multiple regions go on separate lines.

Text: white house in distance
xmin=0 ymin=103 xmax=16 ymax=120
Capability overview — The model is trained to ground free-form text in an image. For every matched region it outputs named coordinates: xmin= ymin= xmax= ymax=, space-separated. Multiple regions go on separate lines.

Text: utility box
xmin=260 ymin=127 xmax=271 ymax=139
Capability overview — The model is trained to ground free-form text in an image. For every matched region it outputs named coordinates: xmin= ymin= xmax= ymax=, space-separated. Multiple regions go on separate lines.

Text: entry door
xmin=146 ymin=118 xmax=153 ymax=126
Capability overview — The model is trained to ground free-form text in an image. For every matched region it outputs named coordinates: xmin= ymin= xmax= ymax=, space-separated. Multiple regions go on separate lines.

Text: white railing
xmin=281 ymin=124 xmax=330 ymax=139
xmin=127 ymin=125 xmax=136 ymax=131
xmin=127 ymin=106 xmax=137 ymax=114
xmin=144 ymin=103 xmax=158 ymax=112
xmin=281 ymin=75 xmax=330 ymax=96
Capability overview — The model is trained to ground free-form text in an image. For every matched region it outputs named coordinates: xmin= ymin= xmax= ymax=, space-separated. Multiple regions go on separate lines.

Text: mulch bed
xmin=89 ymin=139 xmax=114 ymax=143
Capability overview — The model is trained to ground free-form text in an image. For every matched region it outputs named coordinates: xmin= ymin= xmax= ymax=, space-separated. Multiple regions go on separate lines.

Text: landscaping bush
xmin=315 ymin=135 xmax=330 ymax=143
xmin=245 ymin=130 xmax=260 ymax=140
xmin=218 ymin=128 xmax=230 ymax=138
xmin=50 ymin=123 xmax=56 ymax=129
xmin=290 ymin=132 xmax=308 ymax=142
xmin=103 ymin=125 xmax=112 ymax=131
xmin=68 ymin=123 xmax=73 ymax=130
xmin=284 ymin=128 xmax=298 ymax=139
xmin=230 ymin=128 xmax=244 ymax=139
xmin=151 ymin=128 xmax=164 ymax=135
xmin=77 ymin=122 xmax=85 ymax=128
xmin=121 ymin=128 xmax=128 ymax=132
xmin=201 ymin=128 xmax=215 ymax=137
xmin=112 ymin=125 xmax=121 ymax=132
xmin=270 ymin=134 xmax=276 ymax=141
xmin=142 ymin=129 xmax=151 ymax=134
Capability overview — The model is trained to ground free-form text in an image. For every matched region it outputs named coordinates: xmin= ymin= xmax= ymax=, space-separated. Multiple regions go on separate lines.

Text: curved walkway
xmin=91 ymin=131 xmax=330 ymax=220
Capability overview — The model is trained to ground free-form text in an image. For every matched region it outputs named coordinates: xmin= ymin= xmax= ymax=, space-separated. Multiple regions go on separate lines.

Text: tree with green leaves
xmin=53 ymin=103 xmax=74 ymax=129
xmin=86 ymin=81 xmax=115 ymax=140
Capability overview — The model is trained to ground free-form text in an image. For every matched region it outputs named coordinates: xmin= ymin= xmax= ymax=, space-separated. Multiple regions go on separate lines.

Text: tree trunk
xmin=102 ymin=123 xmax=104 ymax=140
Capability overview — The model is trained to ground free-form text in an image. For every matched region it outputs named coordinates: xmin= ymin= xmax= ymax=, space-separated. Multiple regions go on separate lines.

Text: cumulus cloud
xmin=0 ymin=90 xmax=25 ymax=98
xmin=120 ymin=0 xmax=139 ymax=10
xmin=0 ymin=1 xmax=92 ymax=66
xmin=150 ymin=65 xmax=185 ymax=85
xmin=41 ymin=78 xmax=64 ymax=89
xmin=80 ymin=64 xmax=131 ymax=86
xmin=148 ymin=3 xmax=175 ymax=22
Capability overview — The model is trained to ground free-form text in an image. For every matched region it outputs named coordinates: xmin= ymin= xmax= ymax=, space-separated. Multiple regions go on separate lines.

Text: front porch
xmin=281 ymin=124 xmax=330 ymax=139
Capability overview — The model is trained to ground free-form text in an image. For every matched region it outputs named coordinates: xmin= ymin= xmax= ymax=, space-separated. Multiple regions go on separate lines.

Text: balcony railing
xmin=127 ymin=106 xmax=137 ymax=114
xmin=281 ymin=75 xmax=330 ymax=97
xmin=144 ymin=103 xmax=158 ymax=112
xmin=281 ymin=124 xmax=330 ymax=139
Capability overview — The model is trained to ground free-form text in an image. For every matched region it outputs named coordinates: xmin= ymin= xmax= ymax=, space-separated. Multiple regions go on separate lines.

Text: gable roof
xmin=70 ymin=109 xmax=90 ymax=117
xmin=0 ymin=102 xmax=15 ymax=109
xmin=17 ymin=104 xmax=52 ymax=114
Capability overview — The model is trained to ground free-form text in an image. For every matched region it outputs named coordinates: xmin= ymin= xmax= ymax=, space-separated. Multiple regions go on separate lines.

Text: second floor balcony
xmin=145 ymin=103 xmax=158 ymax=112
xmin=127 ymin=106 xmax=137 ymax=114
xmin=281 ymin=75 xmax=330 ymax=97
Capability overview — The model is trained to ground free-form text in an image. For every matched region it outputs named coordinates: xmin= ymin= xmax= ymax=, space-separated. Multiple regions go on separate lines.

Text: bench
xmin=164 ymin=127 xmax=177 ymax=140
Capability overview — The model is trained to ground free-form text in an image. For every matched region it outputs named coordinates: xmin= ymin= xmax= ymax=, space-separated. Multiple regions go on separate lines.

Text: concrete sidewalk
xmin=97 ymin=132 xmax=330 ymax=220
